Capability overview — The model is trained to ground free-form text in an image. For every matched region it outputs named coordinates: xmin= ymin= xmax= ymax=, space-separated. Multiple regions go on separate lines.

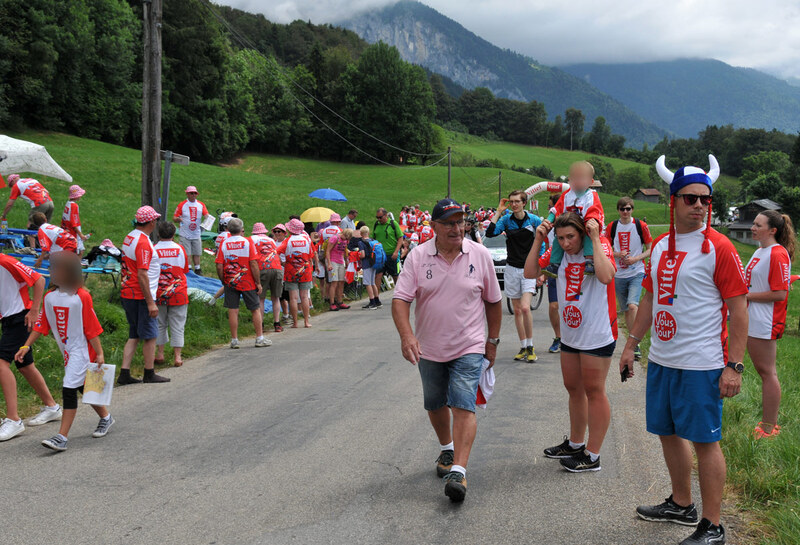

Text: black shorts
xmin=0 ymin=311 xmax=34 ymax=368
xmin=560 ymin=340 xmax=616 ymax=358
xmin=223 ymin=286 xmax=260 ymax=311
xmin=382 ymin=255 xmax=399 ymax=277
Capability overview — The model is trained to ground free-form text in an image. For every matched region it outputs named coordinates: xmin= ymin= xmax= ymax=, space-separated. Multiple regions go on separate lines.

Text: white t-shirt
xmin=174 ymin=199 xmax=208 ymax=240
xmin=644 ymin=227 xmax=748 ymax=370
xmin=605 ymin=219 xmax=653 ymax=278
xmin=745 ymin=244 xmax=791 ymax=340
xmin=542 ymin=238 xmax=618 ymax=350
xmin=35 ymin=288 xmax=103 ymax=388
xmin=321 ymin=225 xmax=341 ymax=243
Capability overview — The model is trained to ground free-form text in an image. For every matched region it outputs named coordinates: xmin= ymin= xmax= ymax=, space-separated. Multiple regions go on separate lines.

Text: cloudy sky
xmin=218 ymin=0 xmax=800 ymax=80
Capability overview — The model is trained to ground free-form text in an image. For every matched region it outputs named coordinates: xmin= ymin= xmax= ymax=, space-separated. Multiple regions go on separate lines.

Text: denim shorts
xmin=121 ymin=297 xmax=159 ymax=340
xmin=417 ymin=353 xmax=483 ymax=413
xmin=646 ymin=361 xmax=724 ymax=443
xmin=615 ymin=272 xmax=645 ymax=308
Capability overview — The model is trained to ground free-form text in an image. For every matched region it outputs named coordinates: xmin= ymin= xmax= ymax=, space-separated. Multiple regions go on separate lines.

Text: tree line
xmin=0 ymin=0 xmax=438 ymax=164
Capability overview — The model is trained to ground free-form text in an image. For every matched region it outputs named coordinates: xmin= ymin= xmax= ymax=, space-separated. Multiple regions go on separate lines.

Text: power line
xmin=196 ymin=0 xmax=447 ymax=162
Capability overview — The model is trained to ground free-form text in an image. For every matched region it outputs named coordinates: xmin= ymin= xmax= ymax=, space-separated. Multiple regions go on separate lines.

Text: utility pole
xmin=447 ymin=146 xmax=451 ymax=199
xmin=498 ymin=170 xmax=502 ymax=202
xmin=141 ymin=0 xmax=163 ymax=208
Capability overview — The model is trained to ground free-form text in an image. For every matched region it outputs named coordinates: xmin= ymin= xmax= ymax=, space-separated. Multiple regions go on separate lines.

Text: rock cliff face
xmin=339 ymin=1 xmax=669 ymax=147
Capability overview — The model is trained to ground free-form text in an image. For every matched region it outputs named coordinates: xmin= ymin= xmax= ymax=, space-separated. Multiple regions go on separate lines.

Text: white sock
xmin=256 ymin=336 xmax=264 ymax=342
xmin=440 ymin=441 xmax=454 ymax=451
xmin=520 ymin=339 xmax=527 ymax=348
xmin=48 ymin=404 xmax=60 ymax=411
xmin=232 ymin=338 xmax=238 ymax=342
xmin=526 ymin=338 xmax=533 ymax=347
xmin=101 ymin=415 xmax=111 ymax=422
xmin=451 ymin=464 xmax=466 ymax=476
xmin=585 ymin=449 xmax=600 ymax=462
xmin=56 ymin=433 xmax=67 ymax=441
xmin=569 ymin=440 xmax=585 ymax=449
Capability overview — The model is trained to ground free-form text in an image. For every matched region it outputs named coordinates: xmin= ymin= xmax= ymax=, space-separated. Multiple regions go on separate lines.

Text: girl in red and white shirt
xmin=745 ymin=210 xmax=795 ymax=438
xmin=525 ymin=211 xmax=617 ymax=472
xmin=61 ymin=185 xmax=89 ymax=255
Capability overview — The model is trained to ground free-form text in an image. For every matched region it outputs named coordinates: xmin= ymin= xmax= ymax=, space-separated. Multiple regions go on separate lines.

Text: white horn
xmin=707 ymin=154 xmax=720 ymax=184
xmin=655 ymin=155 xmax=674 ymax=183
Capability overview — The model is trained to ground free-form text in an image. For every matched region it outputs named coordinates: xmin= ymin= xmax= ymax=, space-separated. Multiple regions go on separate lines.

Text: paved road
xmin=3 ymin=294 xmax=712 ymax=545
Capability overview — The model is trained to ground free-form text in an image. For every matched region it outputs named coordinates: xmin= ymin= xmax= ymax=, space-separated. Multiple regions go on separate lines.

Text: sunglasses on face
xmin=272 ymin=230 xmax=284 ymax=233
xmin=619 ymin=207 xmax=632 ymax=212
xmin=676 ymin=194 xmax=712 ymax=206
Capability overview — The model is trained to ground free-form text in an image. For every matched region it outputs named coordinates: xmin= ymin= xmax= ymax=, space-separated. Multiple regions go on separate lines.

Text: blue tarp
xmin=185 ymin=271 xmax=272 ymax=313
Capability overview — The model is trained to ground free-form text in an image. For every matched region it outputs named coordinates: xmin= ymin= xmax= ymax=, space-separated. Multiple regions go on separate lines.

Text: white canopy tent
xmin=0 ymin=135 xmax=73 ymax=183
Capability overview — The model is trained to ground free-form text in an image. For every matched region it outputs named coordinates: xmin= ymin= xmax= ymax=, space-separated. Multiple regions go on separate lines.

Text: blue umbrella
xmin=308 ymin=188 xmax=347 ymax=202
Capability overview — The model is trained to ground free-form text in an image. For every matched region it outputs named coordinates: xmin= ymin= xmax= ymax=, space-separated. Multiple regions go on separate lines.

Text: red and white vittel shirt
xmin=277 ymin=234 xmax=314 ymax=284
xmin=745 ymin=244 xmax=791 ymax=340
xmin=539 ymin=238 xmax=618 ymax=350
xmin=61 ymin=201 xmax=82 ymax=237
xmin=644 ymin=228 xmax=748 ymax=370
xmin=251 ymin=234 xmax=282 ymax=271
xmin=215 ymin=231 xmax=231 ymax=250
xmin=393 ymin=239 xmax=502 ymax=362
xmin=37 ymin=223 xmax=78 ymax=254
xmin=154 ymin=240 xmax=189 ymax=306
xmin=173 ymin=199 xmax=208 ymax=240
xmin=321 ymin=225 xmax=341 ymax=245
xmin=215 ymin=235 xmax=258 ymax=291
xmin=552 ymin=188 xmax=604 ymax=225
xmin=34 ymin=288 xmax=103 ymax=388
xmin=605 ymin=220 xmax=652 ymax=278
xmin=9 ymin=178 xmax=51 ymax=207
xmin=419 ymin=225 xmax=434 ymax=243
xmin=121 ymin=229 xmax=160 ymax=300
xmin=0 ymin=254 xmax=41 ymax=318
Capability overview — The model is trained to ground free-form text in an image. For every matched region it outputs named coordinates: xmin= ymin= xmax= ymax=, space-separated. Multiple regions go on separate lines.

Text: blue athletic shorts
xmin=121 ymin=297 xmax=159 ymax=340
xmin=547 ymin=276 xmax=558 ymax=304
xmin=417 ymin=353 xmax=483 ymax=413
xmin=646 ymin=361 xmax=724 ymax=443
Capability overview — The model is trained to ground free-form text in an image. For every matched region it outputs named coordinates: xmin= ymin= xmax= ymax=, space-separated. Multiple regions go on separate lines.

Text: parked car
xmin=483 ymin=233 xmax=543 ymax=314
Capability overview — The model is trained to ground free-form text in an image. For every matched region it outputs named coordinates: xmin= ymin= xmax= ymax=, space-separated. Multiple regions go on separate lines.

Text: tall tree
xmin=564 ymin=108 xmax=585 ymax=151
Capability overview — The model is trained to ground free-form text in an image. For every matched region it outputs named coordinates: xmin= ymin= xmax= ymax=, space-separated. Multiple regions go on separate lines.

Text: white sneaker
xmin=254 ymin=337 xmax=273 ymax=347
xmin=230 ymin=339 xmax=240 ymax=349
xmin=0 ymin=418 xmax=25 ymax=441
xmin=27 ymin=405 xmax=63 ymax=426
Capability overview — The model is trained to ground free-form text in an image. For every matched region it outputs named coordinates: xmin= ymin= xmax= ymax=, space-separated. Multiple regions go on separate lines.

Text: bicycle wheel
xmin=531 ymin=285 xmax=544 ymax=311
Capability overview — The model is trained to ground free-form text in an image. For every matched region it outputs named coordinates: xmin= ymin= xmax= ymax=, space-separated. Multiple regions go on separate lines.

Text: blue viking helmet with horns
xmin=656 ymin=154 xmax=720 ymax=195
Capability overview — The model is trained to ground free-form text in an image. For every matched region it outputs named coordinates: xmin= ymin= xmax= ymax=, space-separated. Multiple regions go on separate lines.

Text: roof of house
xmin=739 ymin=199 xmax=781 ymax=211
xmin=634 ymin=188 xmax=662 ymax=196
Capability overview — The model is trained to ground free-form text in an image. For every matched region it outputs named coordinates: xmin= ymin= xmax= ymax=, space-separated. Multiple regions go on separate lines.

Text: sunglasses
xmin=272 ymin=229 xmax=285 ymax=233
xmin=376 ymin=215 xmax=384 ymax=219
xmin=676 ymin=194 xmax=713 ymax=206
xmin=619 ymin=207 xmax=633 ymax=212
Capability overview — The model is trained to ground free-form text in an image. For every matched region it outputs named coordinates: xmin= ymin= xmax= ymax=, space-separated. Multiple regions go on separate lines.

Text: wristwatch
xmin=726 ymin=361 xmax=744 ymax=374
xmin=487 ymin=338 xmax=500 ymax=346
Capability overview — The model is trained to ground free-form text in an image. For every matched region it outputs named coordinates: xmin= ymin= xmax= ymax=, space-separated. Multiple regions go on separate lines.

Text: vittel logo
xmin=618 ymin=232 xmax=630 ymax=269
xmin=227 ymin=241 xmax=246 ymax=250
xmin=654 ymin=310 xmax=677 ymax=341
xmin=564 ymin=263 xmax=584 ymax=301
xmin=290 ymin=240 xmax=307 ymax=248
xmin=562 ymin=305 xmax=582 ymax=328
xmin=656 ymin=251 xmax=688 ymax=306
xmin=54 ymin=306 xmax=69 ymax=344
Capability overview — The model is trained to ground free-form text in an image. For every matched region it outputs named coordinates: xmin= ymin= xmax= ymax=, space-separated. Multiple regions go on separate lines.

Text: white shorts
xmin=504 ymin=265 xmax=536 ymax=300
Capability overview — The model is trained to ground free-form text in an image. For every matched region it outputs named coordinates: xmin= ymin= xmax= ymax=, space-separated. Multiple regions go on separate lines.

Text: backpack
xmin=368 ymin=239 xmax=387 ymax=270
xmin=609 ymin=219 xmax=644 ymax=243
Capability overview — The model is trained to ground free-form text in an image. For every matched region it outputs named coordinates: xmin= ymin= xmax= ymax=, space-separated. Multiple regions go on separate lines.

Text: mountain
xmin=337 ymin=0 xmax=669 ymax=147
xmin=561 ymin=59 xmax=800 ymax=138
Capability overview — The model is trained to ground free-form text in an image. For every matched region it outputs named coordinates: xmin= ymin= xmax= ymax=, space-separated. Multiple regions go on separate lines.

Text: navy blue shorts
xmin=547 ymin=277 xmax=558 ymax=303
xmin=646 ymin=361 xmax=724 ymax=443
xmin=122 ymin=298 xmax=159 ymax=340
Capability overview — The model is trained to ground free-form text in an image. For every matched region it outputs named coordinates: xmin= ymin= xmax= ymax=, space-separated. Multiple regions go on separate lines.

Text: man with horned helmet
xmin=618 ymin=155 xmax=748 ymax=545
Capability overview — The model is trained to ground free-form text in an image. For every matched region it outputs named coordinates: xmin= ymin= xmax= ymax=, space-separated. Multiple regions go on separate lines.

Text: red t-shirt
xmin=9 ymin=179 xmax=51 ymax=207
xmin=277 ymin=234 xmax=314 ymax=283
xmin=121 ymin=229 xmax=160 ymax=300
xmin=37 ymin=223 xmax=78 ymax=254
xmin=251 ymin=234 xmax=282 ymax=271
xmin=215 ymin=235 xmax=258 ymax=291
xmin=154 ymin=240 xmax=190 ymax=306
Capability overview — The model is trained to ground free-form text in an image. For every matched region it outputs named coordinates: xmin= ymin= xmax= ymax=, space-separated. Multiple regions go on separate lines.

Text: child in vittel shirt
xmin=545 ymin=161 xmax=605 ymax=276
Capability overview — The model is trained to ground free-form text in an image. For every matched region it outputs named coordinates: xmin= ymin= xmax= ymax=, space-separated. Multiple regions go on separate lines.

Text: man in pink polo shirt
xmin=392 ymin=198 xmax=502 ymax=503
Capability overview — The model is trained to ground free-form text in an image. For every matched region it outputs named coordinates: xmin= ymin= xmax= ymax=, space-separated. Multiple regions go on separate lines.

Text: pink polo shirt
xmin=394 ymin=237 xmax=501 ymax=362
